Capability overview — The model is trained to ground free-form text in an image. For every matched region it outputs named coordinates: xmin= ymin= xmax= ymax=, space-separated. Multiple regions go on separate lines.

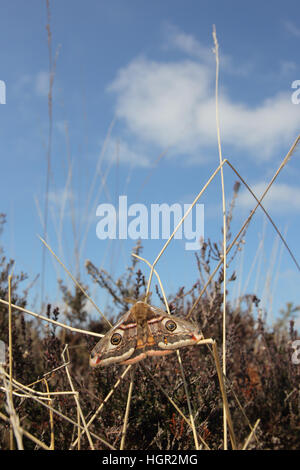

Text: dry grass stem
xmin=0 ymin=298 xmax=104 ymax=338
xmin=71 ymin=364 xmax=132 ymax=449
xmin=43 ymin=378 xmax=54 ymax=449
xmin=131 ymin=253 xmax=170 ymax=314
xmin=120 ymin=368 xmax=135 ymax=450
xmin=145 ymin=159 xmax=227 ymax=298
xmin=61 ymin=345 xmax=95 ymax=450
xmin=187 ymin=135 xmax=300 ymax=320
xmin=212 ymin=25 xmax=228 ymax=449
xmin=0 ymin=410 xmax=50 ymax=450
xmin=176 ymin=350 xmax=199 ymax=450
xmin=242 ymin=419 xmax=261 ymax=450
xmin=39 ymin=235 xmax=112 ymax=327
xmin=141 ymin=364 xmax=210 ymax=450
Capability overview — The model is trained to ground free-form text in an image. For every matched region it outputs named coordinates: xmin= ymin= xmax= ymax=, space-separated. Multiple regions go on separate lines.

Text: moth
xmin=90 ymin=301 xmax=203 ymax=367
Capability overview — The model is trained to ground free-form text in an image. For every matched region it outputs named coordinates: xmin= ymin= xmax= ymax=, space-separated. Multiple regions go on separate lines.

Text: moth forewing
xmin=148 ymin=313 xmax=203 ymax=351
xmin=89 ymin=310 xmax=137 ymax=367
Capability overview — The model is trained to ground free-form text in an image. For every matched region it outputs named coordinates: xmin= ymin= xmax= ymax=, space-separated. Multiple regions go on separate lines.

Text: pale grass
xmin=0 ymin=298 xmax=104 ymax=338
xmin=41 ymin=0 xmax=61 ymax=305
xmin=145 ymin=158 xmax=228 ymax=299
xmin=222 ymin=373 xmax=260 ymax=446
xmin=20 ymin=390 xmax=114 ymax=449
xmin=141 ymin=363 xmax=210 ymax=450
xmin=176 ymin=349 xmax=199 ymax=450
xmin=0 ymin=362 xmax=114 ymax=450
xmin=43 ymin=378 xmax=54 ymax=450
xmin=120 ymin=367 xmax=135 ymax=450
xmin=242 ymin=419 xmax=261 ymax=450
xmin=30 ymin=235 xmax=236 ymax=449
xmin=71 ymin=364 xmax=132 ymax=449
xmin=186 ymin=134 xmax=300 ymax=321
xmin=0 ymin=389 xmax=55 ymax=400
xmin=80 ymin=116 xmax=117 ymax=259
xmin=39 ymin=235 xmax=112 ymax=328
xmin=131 ymin=252 xmax=171 ymax=314
xmin=0 ymin=366 xmax=23 ymax=450
xmin=8 ymin=274 xmax=14 ymax=449
xmin=226 ymin=159 xmax=300 ymax=272
xmin=212 ymin=25 xmax=228 ymax=449
xmin=131 ymin=252 xmax=200 ymax=450
xmin=61 ymin=345 xmax=95 ymax=450
xmin=0 ymin=410 xmax=50 ymax=450
xmin=121 ymin=247 xmax=236 ymax=449
xmin=27 ymin=361 xmax=71 ymax=387
xmin=210 ymin=340 xmax=236 ymax=449
xmin=116 ymin=138 xmax=300 ymax=451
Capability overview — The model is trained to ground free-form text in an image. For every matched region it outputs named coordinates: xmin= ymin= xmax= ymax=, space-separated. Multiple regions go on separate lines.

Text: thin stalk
xmin=120 ymin=367 xmax=135 ymax=450
xmin=212 ymin=25 xmax=228 ymax=449
xmin=43 ymin=378 xmax=54 ymax=450
xmin=8 ymin=385 xmax=114 ymax=449
xmin=0 ymin=411 xmax=50 ymax=450
xmin=61 ymin=345 xmax=95 ymax=450
xmin=0 ymin=298 xmax=104 ymax=338
xmin=39 ymin=235 xmax=112 ymax=328
xmin=187 ymin=135 xmax=300 ymax=320
xmin=242 ymin=419 xmax=260 ymax=450
xmin=145 ymin=160 xmax=227 ymax=298
xmin=211 ymin=341 xmax=236 ymax=449
xmin=71 ymin=364 xmax=132 ymax=449
xmin=141 ymin=363 xmax=210 ymax=450
xmin=176 ymin=350 xmax=199 ymax=450
xmin=8 ymin=275 xmax=14 ymax=449
xmin=131 ymin=253 xmax=170 ymax=314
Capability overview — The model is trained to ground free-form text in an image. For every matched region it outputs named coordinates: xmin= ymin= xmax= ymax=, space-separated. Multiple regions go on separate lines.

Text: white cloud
xmin=103 ymin=137 xmax=151 ymax=168
xmin=109 ymin=58 xmax=213 ymax=154
xmin=108 ymin=55 xmax=300 ymax=164
xmin=238 ymin=182 xmax=300 ymax=213
xmin=217 ymin=93 xmax=300 ymax=158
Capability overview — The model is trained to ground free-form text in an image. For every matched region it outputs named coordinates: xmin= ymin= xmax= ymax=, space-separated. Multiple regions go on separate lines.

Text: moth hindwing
xmin=89 ymin=301 xmax=203 ymax=367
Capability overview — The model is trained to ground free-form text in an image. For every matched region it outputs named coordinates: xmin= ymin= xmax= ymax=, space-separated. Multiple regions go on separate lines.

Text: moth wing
xmin=149 ymin=305 xmax=200 ymax=329
xmin=147 ymin=305 xmax=203 ymax=351
xmin=89 ymin=308 xmax=137 ymax=367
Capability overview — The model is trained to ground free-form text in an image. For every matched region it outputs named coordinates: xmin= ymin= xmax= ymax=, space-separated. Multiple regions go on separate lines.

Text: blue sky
xmin=0 ymin=0 xmax=300 ymax=327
